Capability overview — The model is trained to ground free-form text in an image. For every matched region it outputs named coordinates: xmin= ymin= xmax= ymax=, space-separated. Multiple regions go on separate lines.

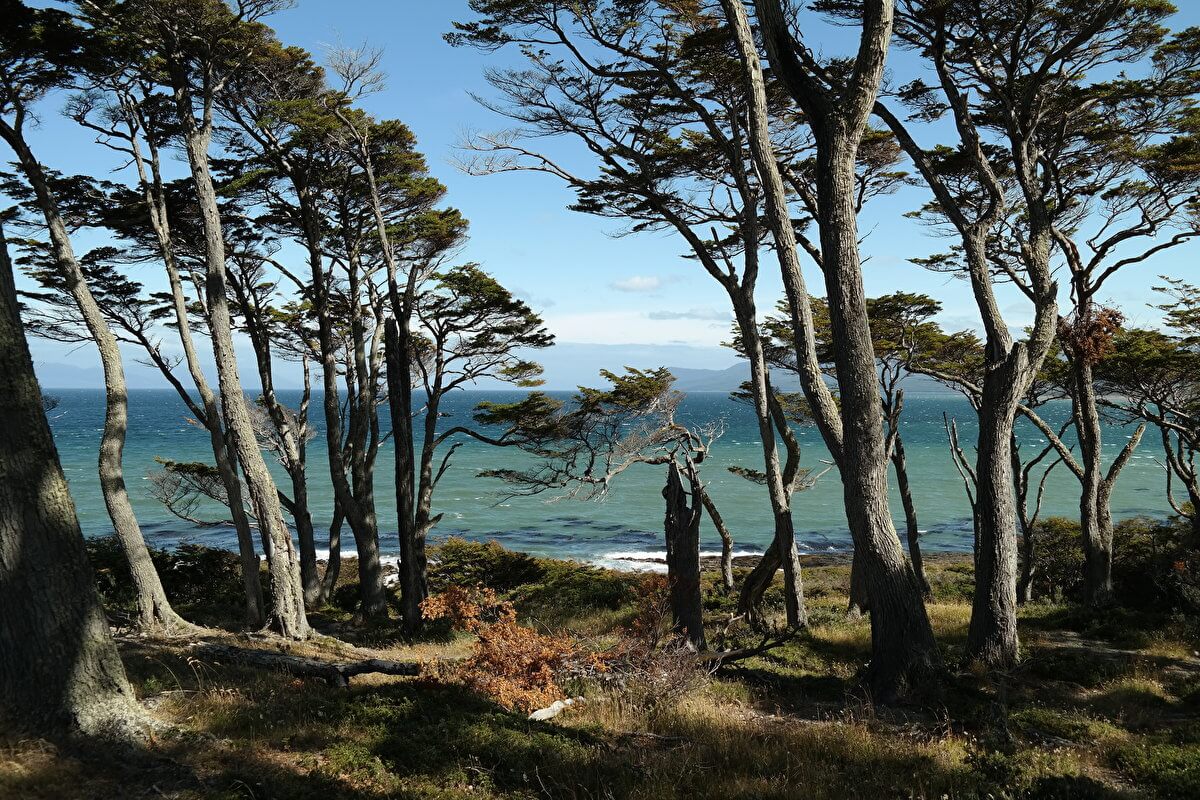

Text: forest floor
xmin=2 ymin=545 xmax=1199 ymax=799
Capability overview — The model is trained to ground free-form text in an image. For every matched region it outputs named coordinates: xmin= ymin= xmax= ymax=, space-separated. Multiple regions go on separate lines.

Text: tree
xmin=218 ymin=41 xmax=396 ymax=616
xmin=64 ymin=68 xmax=269 ymax=624
xmin=724 ymin=381 xmax=830 ymax=623
xmin=1040 ymin=26 xmax=1200 ymax=602
xmin=392 ymin=264 xmax=553 ymax=633
xmin=478 ymin=368 xmax=718 ymax=649
xmin=0 ymin=0 xmax=191 ymax=633
xmin=0 ymin=218 xmax=145 ymax=740
xmin=82 ymin=0 xmax=310 ymax=638
xmin=1098 ymin=283 xmax=1200 ymax=539
xmin=726 ymin=0 xmax=941 ymax=697
xmin=451 ymin=1 xmax=899 ymax=632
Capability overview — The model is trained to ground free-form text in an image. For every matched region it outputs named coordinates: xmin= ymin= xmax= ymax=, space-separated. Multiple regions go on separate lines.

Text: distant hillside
xmin=667 ymin=361 xmax=956 ymax=395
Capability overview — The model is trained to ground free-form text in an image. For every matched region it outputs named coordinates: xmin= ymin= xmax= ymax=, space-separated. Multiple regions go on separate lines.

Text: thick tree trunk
xmin=728 ymin=0 xmax=932 ymax=694
xmin=966 ymin=350 xmax=1025 ymax=667
xmin=387 ymin=319 xmax=422 ymax=634
xmin=0 ymin=222 xmax=145 ymax=739
xmin=893 ymin=435 xmax=932 ymax=600
xmin=664 ymin=462 xmax=706 ymax=649
xmin=3 ymin=129 xmax=187 ymax=634
xmin=817 ymin=131 xmax=939 ymax=699
xmin=175 ymin=115 xmax=309 ymax=639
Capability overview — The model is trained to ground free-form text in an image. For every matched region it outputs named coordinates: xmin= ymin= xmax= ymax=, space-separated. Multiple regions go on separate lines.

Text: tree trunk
xmin=732 ymin=299 xmax=806 ymax=628
xmin=318 ymin=503 xmax=343 ymax=606
xmin=847 ymin=548 xmax=870 ymax=618
xmin=738 ymin=538 xmax=779 ymax=627
xmin=817 ymin=130 xmax=939 ymax=699
xmin=966 ymin=349 xmax=1025 ymax=667
xmin=2 ymin=128 xmax=187 ymax=634
xmin=699 ymin=487 xmax=734 ymax=592
xmin=729 ymin=0 xmax=933 ymax=697
xmin=1073 ymin=359 xmax=1114 ymax=605
xmin=131 ymin=130 xmax=264 ymax=627
xmin=174 ymin=113 xmax=309 ymax=639
xmin=387 ymin=318 xmax=422 ymax=634
xmin=0 ymin=222 xmax=145 ymax=739
xmin=893 ymin=435 xmax=932 ymax=600
xmin=735 ymin=534 xmax=805 ymax=627
xmin=664 ymin=462 xmax=706 ymax=649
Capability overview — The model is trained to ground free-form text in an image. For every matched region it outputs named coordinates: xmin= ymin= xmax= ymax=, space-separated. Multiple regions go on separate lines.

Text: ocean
xmin=44 ymin=388 xmax=1170 ymax=571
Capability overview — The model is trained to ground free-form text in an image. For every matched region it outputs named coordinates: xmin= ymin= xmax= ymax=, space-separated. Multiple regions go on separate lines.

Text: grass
xmin=3 ymin=544 xmax=1200 ymax=799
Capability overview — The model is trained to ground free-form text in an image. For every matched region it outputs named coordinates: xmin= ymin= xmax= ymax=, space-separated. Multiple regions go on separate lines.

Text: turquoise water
xmin=45 ymin=389 xmax=1170 ymax=569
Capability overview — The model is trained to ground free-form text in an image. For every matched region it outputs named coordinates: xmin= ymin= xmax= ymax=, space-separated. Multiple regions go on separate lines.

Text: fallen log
xmin=191 ymin=643 xmax=423 ymax=688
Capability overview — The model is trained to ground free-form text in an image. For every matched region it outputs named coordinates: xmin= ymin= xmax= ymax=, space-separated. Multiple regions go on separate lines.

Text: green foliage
xmin=507 ymin=560 xmax=640 ymax=623
xmin=428 ymin=537 xmax=544 ymax=593
xmin=1029 ymin=517 xmax=1086 ymax=602
xmin=1111 ymin=516 xmax=1200 ymax=613
xmin=425 ymin=537 xmax=640 ymax=628
xmin=86 ymin=535 xmax=247 ymax=624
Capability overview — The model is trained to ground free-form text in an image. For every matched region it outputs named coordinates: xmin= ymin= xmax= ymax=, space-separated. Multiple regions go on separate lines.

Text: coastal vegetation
xmin=1 ymin=1 xmax=1199 ymax=797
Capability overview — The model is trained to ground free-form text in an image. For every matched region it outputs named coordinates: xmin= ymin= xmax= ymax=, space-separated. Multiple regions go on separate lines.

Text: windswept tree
xmin=0 ymin=219 xmax=146 ymax=740
xmin=79 ymin=0 xmax=310 ymax=638
xmin=1099 ymin=282 xmax=1200 ymax=538
xmin=722 ymin=0 xmax=941 ymax=696
xmin=64 ymin=69 xmax=269 ymax=624
xmin=451 ymin=1 xmax=905 ymax=634
xmin=0 ymin=0 xmax=191 ymax=633
xmin=478 ymin=368 xmax=719 ymax=648
xmin=783 ymin=293 xmax=945 ymax=602
xmin=883 ymin=0 xmax=1200 ymax=623
xmin=390 ymin=264 xmax=553 ymax=633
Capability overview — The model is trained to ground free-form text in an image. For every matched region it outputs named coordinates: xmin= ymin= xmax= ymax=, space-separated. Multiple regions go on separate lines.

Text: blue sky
xmin=13 ymin=1 xmax=1200 ymax=389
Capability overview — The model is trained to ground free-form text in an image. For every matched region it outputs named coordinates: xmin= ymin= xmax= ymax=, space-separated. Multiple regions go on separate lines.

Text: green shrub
xmin=1029 ymin=517 xmax=1085 ymax=602
xmin=1112 ymin=516 xmax=1200 ymax=613
xmin=86 ymin=535 xmax=245 ymax=624
xmin=508 ymin=560 xmax=639 ymax=620
xmin=428 ymin=537 xmax=544 ymax=592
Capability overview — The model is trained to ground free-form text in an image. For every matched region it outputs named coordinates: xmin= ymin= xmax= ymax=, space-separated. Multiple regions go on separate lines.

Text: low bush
xmin=428 ymin=537 xmax=545 ymax=592
xmin=86 ymin=535 xmax=246 ymax=624
xmin=1027 ymin=517 xmax=1085 ymax=602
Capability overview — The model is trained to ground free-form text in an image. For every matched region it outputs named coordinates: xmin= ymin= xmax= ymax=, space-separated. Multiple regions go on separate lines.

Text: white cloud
xmin=647 ymin=307 xmax=730 ymax=321
xmin=610 ymin=275 xmax=664 ymax=293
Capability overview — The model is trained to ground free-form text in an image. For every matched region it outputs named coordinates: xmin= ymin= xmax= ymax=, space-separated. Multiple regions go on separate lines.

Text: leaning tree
xmin=477 ymin=368 xmax=721 ymax=649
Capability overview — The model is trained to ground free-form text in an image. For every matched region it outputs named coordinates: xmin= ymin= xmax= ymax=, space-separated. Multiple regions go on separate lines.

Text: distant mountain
xmin=666 ymin=361 xmax=957 ymax=395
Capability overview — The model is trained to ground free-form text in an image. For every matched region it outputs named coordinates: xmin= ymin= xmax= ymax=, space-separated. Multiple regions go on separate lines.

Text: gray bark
xmin=733 ymin=299 xmax=806 ymax=629
xmin=749 ymin=0 xmax=941 ymax=699
xmin=0 ymin=124 xmax=188 ymax=634
xmin=0 ymin=221 xmax=145 ymax=739
xmin=893 ymin=434 xmax=931 ymax=600
xmin=166 ymin=73 xmax=309 ymax=639
xmin=699 ymin=487 xmax=734 ymax=592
